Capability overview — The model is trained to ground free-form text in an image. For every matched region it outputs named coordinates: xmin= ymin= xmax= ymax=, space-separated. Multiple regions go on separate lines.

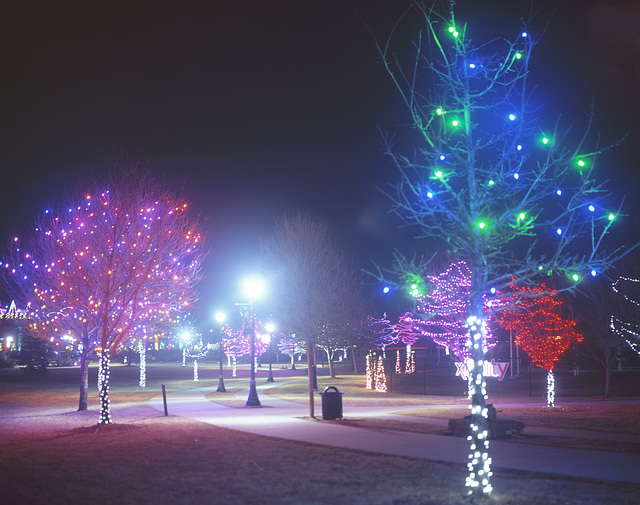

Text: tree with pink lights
xmin=414 ymin=261 xmax=502 ymax=362
xmin=2 ymin=164 xmax=206 ymax=424
xmin=222 ymin=324 xmax=250 ymax=377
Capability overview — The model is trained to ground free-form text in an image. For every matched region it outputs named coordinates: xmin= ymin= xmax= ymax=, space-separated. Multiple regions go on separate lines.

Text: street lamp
xmin=240 ymin=276 xmax=264 ymax=407
xmin=265 ymin=322 xmax=275 ymax=382
xmin=215 ymin=312 xmax=227 ymax=392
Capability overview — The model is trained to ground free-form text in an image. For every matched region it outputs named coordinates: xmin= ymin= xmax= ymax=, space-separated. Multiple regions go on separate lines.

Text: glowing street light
xmin=215 ymin=312 xmax=226 ymax=393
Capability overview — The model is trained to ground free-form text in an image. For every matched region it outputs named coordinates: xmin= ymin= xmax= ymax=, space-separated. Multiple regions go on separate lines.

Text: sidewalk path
xmin=150 ymin=380 xmax=640 ymax=485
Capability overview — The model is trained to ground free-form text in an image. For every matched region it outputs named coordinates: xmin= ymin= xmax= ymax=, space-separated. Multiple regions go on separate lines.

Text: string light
xmin=465 ymin=316 xmax=492 ymax=495
xmin=498 ymin=282 xmax=582 ymax=407
xmin=365 ymin=353 xmax=373 ymax=389
xmin=611 ymin=277 xmax=640 ymax=356
xmin=374 ymin=355 xmax=387 ymax=392
xmin=410 ymin=261 xmax=504 ymax=363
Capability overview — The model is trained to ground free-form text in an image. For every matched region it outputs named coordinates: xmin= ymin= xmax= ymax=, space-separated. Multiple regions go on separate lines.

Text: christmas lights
xmin=611 ymin=276 xmax=640 ymax=356
xmin=364 ymin=313 xmax=398 ymax=351
xmin=412 ymin=261 xmax=502 ymax=362
xmin=374 ymin=355 xmax=387 ymax=392
xmin=1 ymin=168 xmax=206 ymax=423
xmin=498 ymin=282 xmax=582 ymax=406
xmin=365 ymin=353 xmax=373 ymax=389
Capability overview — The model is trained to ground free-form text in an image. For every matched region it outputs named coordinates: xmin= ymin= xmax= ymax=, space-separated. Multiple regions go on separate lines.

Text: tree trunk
xmin=139 ymin=341 xmax=146 ymax=388
xmin=547 ymin=370 xmax=556 ymax=407
xmin=466 ymin=263 xmax=492 ymax=495
xmin=307 ymin=340 xmax=316 ymax=418
xmin=351 ymin=346 xmax=358 ymax=374
xmin=77 ymin=350 xmax=90 ymax=411
xmin=98 ymin=350 xmax=113 ymax=425
xmin=326 ymin=346 xmax=336 ymax=378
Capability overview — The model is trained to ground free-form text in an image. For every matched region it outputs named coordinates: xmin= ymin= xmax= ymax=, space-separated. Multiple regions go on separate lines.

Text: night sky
xmin=1 ymin=1 xmax=639 ymax=326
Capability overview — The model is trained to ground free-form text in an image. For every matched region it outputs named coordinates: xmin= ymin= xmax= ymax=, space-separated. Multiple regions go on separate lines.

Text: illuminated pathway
xmin=150 ymin=381 xmax=640 ymax=484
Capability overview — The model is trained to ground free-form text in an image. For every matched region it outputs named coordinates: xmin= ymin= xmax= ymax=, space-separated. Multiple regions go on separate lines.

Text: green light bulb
xmin=608 ymin=213 xmax=615 ymax=221
xmin=577 ymin=159 xmax=585 ymax=167
xmin=478 ymin=221 xmax=486 ymax=230
xmin=452 ymin=119 xmax=459 ymax=127
xmin=541 ymin=137 xmax=550 ymax=145
xmin=518 ymin=212 xmax=526 ymax=220
xmin=572 ymin=273 xmax=580 ymax=282
xmin=435 ymin=170 xmax=443 ymax=178
xmin=488 ymin=180 xmax=495 ymax=186
xmin=436 ymin=108 xmax=443 ymax=115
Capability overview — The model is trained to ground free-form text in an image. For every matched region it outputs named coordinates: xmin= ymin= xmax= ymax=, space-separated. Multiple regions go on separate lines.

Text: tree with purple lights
xmin=2 ymin=165 xmax=206 ymax=424
xmin=414 ymin=261 xmax=502 ymax=362
xmin=370 ymin=1 xmax=633 ymax=496
xmin=364 ymin=313 xmax=398 ymax=352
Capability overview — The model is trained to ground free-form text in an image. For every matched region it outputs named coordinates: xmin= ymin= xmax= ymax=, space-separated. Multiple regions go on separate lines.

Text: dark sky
xmin=1 ymin=0 xmax=639 ymax=326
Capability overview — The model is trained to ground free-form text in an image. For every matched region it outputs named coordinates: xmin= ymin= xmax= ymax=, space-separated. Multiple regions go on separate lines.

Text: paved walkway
xmin=149 ymin=380 xmax=640 ymax=485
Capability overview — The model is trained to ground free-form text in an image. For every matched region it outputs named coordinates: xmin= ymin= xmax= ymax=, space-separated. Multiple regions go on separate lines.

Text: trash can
xmin=320 ymin=386 xmax=343 ymax=420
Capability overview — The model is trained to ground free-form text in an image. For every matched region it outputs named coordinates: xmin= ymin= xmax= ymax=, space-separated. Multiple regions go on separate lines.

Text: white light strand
xmin=465 ymin=316 xmax=492 ymax=495
xmin=98 ymin=351 xmax=113 ymax=425
xmin=547 ymin=370 xmax=555 ymax=407
xmin=139 ymin=339 xmax=146 ymax=388
xmin=611 ymin=276 xmax=640 ymax=356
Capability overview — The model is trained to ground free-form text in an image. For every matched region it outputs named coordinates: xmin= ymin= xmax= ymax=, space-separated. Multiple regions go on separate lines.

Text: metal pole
xmin=509 ymin=331 xmax=514 ymax=378
xmin=245 ymin=306 xmax=261 ymax=407
xmin=217 ymin=324 xmax=226 ymax=392
xmin=267 ymin=336 xmax=274 ymax=382
xmin=161 ymin=384 xmax=168 ymax=416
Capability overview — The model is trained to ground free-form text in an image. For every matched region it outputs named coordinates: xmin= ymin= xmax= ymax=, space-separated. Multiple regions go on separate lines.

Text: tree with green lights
xmin=371 ymin=0 xmax=632 ymax=497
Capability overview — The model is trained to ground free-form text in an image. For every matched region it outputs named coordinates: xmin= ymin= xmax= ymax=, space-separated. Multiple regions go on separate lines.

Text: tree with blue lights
xmin=2 ymin=165 xmax=206 ymax=424
xmin=372 ymin=0 xmax=632 ymax=496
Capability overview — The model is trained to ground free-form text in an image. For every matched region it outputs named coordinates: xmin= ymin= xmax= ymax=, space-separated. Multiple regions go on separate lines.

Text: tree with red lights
xmin=2 ymin=164 xmax=206 ymax=423
xmin=368 ymin=1 xmax=632 ymax=495
xmin=498 ymin=283 xmax=582 ymax=406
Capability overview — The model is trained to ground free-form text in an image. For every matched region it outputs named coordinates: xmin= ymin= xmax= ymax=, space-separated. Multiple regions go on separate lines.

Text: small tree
xmin=260 ymin=210 xmax=367 ymax=416
xmin=2 ymin=164 xmax=206 ymax=423
xmin=498 ymin=282 xmax=582 ymax=406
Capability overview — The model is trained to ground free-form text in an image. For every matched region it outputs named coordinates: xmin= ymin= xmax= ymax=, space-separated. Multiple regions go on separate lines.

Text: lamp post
xmin=215 ymin=312 xmax=227 ymax=392
xmin=265 ymin=322 xmax=275 ymax=382
xmin=240 ymin=276 xmax=264 ymax=408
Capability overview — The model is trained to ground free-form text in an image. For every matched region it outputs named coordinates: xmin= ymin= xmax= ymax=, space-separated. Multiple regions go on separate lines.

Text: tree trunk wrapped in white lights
xmin=139 ymin=340 xmax=146 ymax=388
xmin=368 ymin=1 xmax=633 ymax=497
